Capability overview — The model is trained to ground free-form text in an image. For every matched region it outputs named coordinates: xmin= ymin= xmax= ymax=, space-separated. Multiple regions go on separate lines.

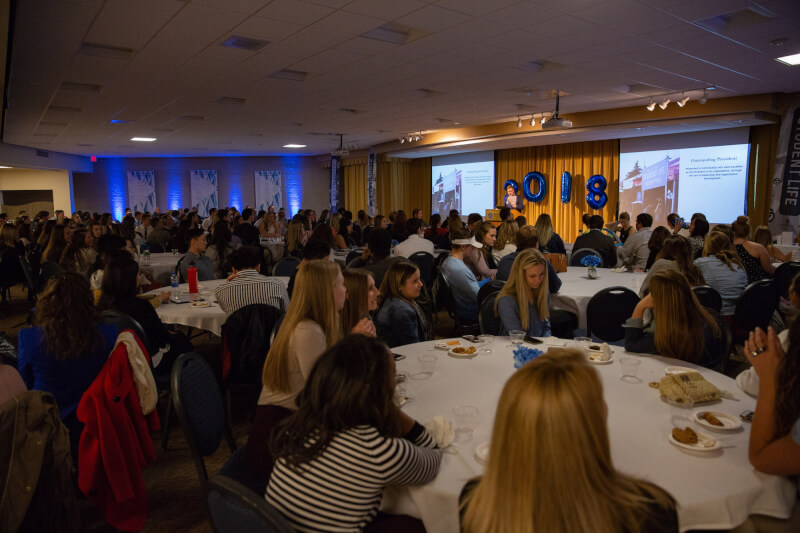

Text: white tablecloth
xmin=260 ymin=238 xmax=285 ymax=265
xmin=333 ymin=248 xmax=448 ymax=265
xmin=144 ymin=277 xmax=289 ymax=336
xmin=552 ymin=267 xmax=647 ymax=329
xmin=775 ymin=244 xmax=799 ymax=256
xmin=139 ymin=252 xmax=184 ymax=285
xmin=383 ymin=339 xmax=796 ymax=533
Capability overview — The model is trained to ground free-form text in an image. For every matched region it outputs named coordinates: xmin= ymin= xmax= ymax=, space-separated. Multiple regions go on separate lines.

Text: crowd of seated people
xmin=3 ymin=202 xmax=800 ymax=532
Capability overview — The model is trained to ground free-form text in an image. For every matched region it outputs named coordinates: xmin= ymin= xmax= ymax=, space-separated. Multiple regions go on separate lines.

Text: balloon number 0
xmin=522 ymin=172 xmax=546 ymax=203
xmin=585 ymin=175 xmax=608 ymax=209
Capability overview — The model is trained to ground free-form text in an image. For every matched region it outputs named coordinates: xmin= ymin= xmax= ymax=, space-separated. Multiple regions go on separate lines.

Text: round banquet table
xmin=381 ymin=338 xmax=796 ymax=533
xmin=774 ymin=244 xmax=798 ymax=256
xmin=552 ymin=267 xmax=647 ymax=329
xmin=144 ymin=277 xmax=289 ymax=336
xmin=260 ymin=237 xmax=285 ymax=265
xmin=139 ymin=252 xmax=184 ymax=285
xmin=333 ymin=248 xmax=448 ymax=264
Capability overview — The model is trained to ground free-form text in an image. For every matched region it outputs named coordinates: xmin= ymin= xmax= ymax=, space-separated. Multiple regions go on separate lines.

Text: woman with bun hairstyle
xmin=460 ymin=349 xmax=677 ymax=533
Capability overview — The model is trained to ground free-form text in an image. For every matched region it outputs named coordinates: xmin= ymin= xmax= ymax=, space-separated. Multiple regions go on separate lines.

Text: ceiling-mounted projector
xmin=542 ymin=90 xmax=572 ymax=130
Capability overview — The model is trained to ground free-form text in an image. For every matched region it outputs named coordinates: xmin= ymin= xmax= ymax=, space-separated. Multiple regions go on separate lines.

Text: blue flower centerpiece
xmin=580 ymin=254 xmax=602 ymax=279
xmin=513 ymin=345 xmax=543 ymax=369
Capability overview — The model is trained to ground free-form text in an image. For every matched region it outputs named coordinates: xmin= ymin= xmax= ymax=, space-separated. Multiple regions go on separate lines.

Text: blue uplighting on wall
xmin=282 ymin=156 xmax=303 ymax=216
xmin=105 ymin=158 xmax=127 ymax=221
xmin=165 ymin=158 xmax=184 ymax=211
xmin=226 ymin=158 xmax=243 ymax=211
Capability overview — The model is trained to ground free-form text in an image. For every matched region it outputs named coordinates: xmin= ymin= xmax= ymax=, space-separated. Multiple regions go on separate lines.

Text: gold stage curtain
xmin=748 ymin=124 xmax=779 ymax=227
xmin=495 ymin=140 xmax=619 ymax=242
xmin=343 ymin=156 xmax=432 ymax=219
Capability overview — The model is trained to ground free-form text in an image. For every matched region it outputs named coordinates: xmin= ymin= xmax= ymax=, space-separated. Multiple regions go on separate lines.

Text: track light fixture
xmin=530 ymin=115 xmax=536 ymax=126
xmin=516 ymin=116 xmax=522 ymax=128
xmin=399 ymin=137 xmax=405 ymax=143
xmin=677 ymin=94 xmax=690 ymax=107
xmin=659 ymin=98 xmax=670 ymax=110
xmin=646 ymin=100 xmax=656 ymax=111
xmin=699 ymin=90 xmax=708 ymax=104
xmin=541 ymin=114 xmax=547 ymax=125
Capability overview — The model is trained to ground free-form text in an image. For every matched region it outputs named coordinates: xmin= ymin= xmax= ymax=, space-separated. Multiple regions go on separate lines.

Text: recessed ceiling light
xmin=0 ymin=166 xmax=12 ymax=169
xmin=283 ymin=144 xmax=306 ymax=148
xmin=776 ymin=52 xmax=800 ymax=65
xmin=130 ymin=137 xmax=156 ymax=142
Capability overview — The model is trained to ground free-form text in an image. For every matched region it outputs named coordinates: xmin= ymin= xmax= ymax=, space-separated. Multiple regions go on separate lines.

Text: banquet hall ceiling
xmin=4 ymin=0 xmax=800 ymax=157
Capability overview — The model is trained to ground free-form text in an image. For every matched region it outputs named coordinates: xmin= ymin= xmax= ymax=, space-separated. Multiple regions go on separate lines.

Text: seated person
xmin=98 ymin=254 xmax=192 ymax=376
xmin=573 ymin=215 xmax=616 ymax=267
xmin=694 ymin=232 xmax=748 ymax=316
xmin=287 ymin=239 xmax=331 ymax=298
xmin=205 ymin=221 xmax=236 ymax=279
xmin=639 ymin=235 xmax=705 ymax=296
xmin=393 ymin=219 xmax=435 ymax=258
xmin=17 ymin=273 xmax=118 ymax=452
xmin=491 ymin=216 xmax=517 ymax=263
xmin=497 ymin=225 xmax=561 ymax=292
xmin=623 ymin=270 xmax=725 ymax=370
xmin=732 ymin=216 xmax=774 ymax=283
xmin=145 ymin=216 xmax=171 ymax=251
xmin=341 ymin=268 xmax=380 ymax=332
xmin=348 ymin=228 xmax=403 ymax=288
xmin=215 ymin=246 xmax=289 ymax=316
xmin=535 ymin=213 xmax=566 ymax=255
xmin=616 ymin=213 xmax=654 ymax=270
xmin=441 ymin=227 xmax=483 ymax=324
xmin=0 ymin=364 xmax=26 ymax=405
xmin=374 ymin=261 xmax=431 ymax=347
xmin=179 ymin=228 xmax=215 ymax=281
xmin=464 ymin=222 xmax=498 ymax=280
xmin=495 ymin=248 xmax=551 ymax=338
xmin=267 ymin=334 xmax=441 ymax=532
xmin=460 ymin=349 xmax=677 ymax=532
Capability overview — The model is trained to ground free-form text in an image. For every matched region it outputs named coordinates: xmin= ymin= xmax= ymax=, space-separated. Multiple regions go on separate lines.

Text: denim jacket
xmin=375 ymin=298 xmax=426 ymax=348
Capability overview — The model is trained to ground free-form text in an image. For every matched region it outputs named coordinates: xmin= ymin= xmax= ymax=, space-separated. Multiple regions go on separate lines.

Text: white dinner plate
xmin=668 ymin=430 xmax=720 ymax=452
xmin=665 ymin=366 xmax=695 ymax=375
xmin=587 ymin=354 xmax=614 ymax=364
xmin=448 ymin=347 xmax=478 ymax=359
xmin=474 ymin=442 xmax=490 ymax=465
xmin=544 ymin=338 xmax=567 ymax=347
xmin=692 ymin=411 xmax=742 ymax=431
xmin=435 ymin=341 xmax=458 ymax=351
xmin=191 ymin=301 xmax=213 ymax=308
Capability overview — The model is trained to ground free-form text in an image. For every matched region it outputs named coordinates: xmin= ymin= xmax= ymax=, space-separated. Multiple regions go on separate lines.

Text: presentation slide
xmin=618 ymin=143 xmax=750 ymax=224
xmin=431 ymin=151 xmax=495 ymax=216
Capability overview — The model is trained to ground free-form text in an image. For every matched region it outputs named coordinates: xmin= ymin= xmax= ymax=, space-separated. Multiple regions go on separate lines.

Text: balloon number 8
xmin=585 ymin=175 xmax=608 ymax=209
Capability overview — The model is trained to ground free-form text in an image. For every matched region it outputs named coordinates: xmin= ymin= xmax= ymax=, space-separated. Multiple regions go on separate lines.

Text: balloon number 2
xmin=585 ymin=175 xmax=608 ymax=209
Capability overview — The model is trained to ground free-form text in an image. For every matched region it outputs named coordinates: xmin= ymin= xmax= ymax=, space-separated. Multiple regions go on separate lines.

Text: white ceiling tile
xmin=434 ymin=0 xmax=520 ymax=17
xmin=525 ymin=15 xmax=601 ymax=38
xmin=191 ymin=0 xmax=273 ymax=15
xmin=484 ymin=2 xmax=560 ymax=27
xmin=313 ymin=10 xmax=385 ymax=34
xmin=255 ymin=0 xmax=336 ymax=25
xmin=394 ymin=5 xmax=473 ymax=33
xmin=84 ymin=0 xmax=185 ymax=50
xmin=234 ymin=17 xmax=305 ymax=42
xmin=344 ymin=0 xmax=427 ymax=20
xmin=480 ymin=29 xmax=548 ymax=51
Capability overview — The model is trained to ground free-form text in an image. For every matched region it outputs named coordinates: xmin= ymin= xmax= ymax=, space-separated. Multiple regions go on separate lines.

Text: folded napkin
xmin=425 ymin=416 xmax=455 ymax=448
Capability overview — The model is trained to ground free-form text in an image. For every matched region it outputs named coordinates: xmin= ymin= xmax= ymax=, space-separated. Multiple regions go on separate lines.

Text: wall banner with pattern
xmin=255 ymin=170 xmax=282 ymax=212
xmin=769 ymin=99 xmax=800 ymax=239
xmin=367 ymin=148 xmax=377 ymax=217
xmin=190 ymin=169 xmax=218 ymax=217
xmin=126 ymin=170 xmax=156 ymax=213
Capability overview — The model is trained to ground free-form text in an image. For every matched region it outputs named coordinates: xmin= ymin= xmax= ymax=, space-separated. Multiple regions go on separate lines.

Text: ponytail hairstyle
xmin=702 ymin=232 xmax=743 ymax=272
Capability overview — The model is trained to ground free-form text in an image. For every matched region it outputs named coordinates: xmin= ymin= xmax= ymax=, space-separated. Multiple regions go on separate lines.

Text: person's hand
xmin=361 ymin=245 xmax=371 ymax=262
xmin=352 ymin=317 xmax=376 ymax=337
xmin=159 ymin=291 xmax=171 ymax=303
xmin=744 ymin=327 xmax=782 ymax=384
xmin=226 ymin=272 xmax=238 ymax=282
xmin=631 ymin=294 xmax=654 ymax=319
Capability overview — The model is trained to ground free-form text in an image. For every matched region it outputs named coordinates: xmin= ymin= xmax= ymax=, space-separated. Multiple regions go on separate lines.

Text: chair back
xmin=692 ymin=285 xmax=723 ymax=313
xmin=207 ymin=476 xmax=294 ymax=533
xmin=542 ymin=252 xmax=567 ymax=273
xmin=19 ymin=255 xmax=39 ymax=296
xmin=704 ymin=309 xmax=731 ymax=373
xmin=586 ymin=286 xmax=640 ymax=341
xmin=272 ymin=257 xmax=300 ymax=277
xmin=99 ymin=309 xmax=151 ymax=355
xmin=222 ymin=304 xmax=283 ymax=385
xmin=345 ymin=250 xmax=362 ymax=266
xmin=175 ymin=256 xmax=187 ymax=283
xmin=773 ymin=261 xmax=800 ymax=299
xmin=434 ymin=271 xmax=454 ymax=316
xmin=171 ymin=352 xmax=234 ymax=486
xmin=408 ymin=251 xmax=435 ymax=288
xmin=734 ymin=279 xmax=778 ymax=334
xmin=38 ymin=261 xmax=64 ymax=285
xmin=148 ymin=242 xmax=165 ymax=253
xmin=477 ymin=280 xmax=505 ymax=308
xmin=569 ymin=248 xmax=603 ymax=267
xmin=269 ymin=313 xmax=285 ymax=346
xmin=479 ymin=292 xmax=502 ymax=335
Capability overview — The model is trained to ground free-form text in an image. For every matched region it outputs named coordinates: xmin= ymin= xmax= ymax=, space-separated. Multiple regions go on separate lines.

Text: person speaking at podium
xmin=503 ymin=182 xmax=524 ymax=211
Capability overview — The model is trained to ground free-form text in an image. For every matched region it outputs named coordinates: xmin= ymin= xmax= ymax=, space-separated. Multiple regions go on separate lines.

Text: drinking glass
xmin=477 ymin=334 xmax=493 ymax=354
xmin=574 ymin=336 xmax=592 ymax=351
xmin=508 ymin=330 xmax=525 ymax=348
xmin=413 ymin=354 xmax=437 ymax=380
xmin=619 ymin=357 xmax=641 ymax=383
xmin=453 ymin=405 xmax=479 ymax=441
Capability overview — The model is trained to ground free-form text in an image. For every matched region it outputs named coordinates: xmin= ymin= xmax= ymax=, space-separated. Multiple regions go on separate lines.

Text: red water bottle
xmin=188 ymin=261 xmax=198 ymax=300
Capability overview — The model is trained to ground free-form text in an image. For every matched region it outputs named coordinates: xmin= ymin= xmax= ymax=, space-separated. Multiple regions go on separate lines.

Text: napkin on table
xmin=425 ymin=416 xmax=455 ymax=448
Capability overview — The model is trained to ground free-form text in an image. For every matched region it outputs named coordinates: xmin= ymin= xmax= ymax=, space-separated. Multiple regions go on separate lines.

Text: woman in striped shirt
xmin=267 ymin=335 xmax=442 ymax=533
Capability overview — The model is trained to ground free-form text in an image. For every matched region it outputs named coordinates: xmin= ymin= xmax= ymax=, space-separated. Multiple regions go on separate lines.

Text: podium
xmin=485 ymin=208 xmax=523 ymax=226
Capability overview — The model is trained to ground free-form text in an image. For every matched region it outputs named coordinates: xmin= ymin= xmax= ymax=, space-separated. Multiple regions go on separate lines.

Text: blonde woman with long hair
xmin=624 ymin=270 xmax=724 ymax=369
xmin=460 ymin=350 xmax=677 ymax=533
xmin=492 ymin=220 xmax=518 ymax=263
xmin=245 ymin=260 xmax=374 ymax=478
xmin=494 ymin=248 xmax=550 ymax=337
xmin=534 ymin=213 xmax=566 ymax=254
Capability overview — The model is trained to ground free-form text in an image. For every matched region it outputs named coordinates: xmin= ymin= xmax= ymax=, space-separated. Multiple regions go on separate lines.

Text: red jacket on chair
xmin=77 ymin=336 xmax=159 ymax=532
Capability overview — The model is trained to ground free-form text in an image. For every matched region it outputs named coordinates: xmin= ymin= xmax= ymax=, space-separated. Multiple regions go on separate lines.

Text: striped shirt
xmin=214 ymin=270 xmax=290 ymax=316
xmin=266 ymin=423 xmax=441 ymax=532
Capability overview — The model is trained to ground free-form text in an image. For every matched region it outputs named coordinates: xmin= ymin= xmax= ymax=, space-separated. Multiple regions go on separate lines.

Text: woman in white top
xmin=245 ymin=259 xmax=374 ymax=479
xmin=259 ymin=212 xmax=281 ymax=238
xmin=492 ymin=220 xmax=518 ymax=263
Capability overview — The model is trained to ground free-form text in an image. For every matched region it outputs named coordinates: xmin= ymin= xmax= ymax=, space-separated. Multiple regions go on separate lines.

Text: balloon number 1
xmin=586 ymin=175 xmax=608 ymax=209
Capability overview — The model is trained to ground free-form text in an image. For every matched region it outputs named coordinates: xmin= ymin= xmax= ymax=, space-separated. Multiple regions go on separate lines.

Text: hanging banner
xmin=769 ymin=99 xmax=800 ymax=241
xmin=255 ymin=170 xmax=282 ymax=212
xmin=330 ymin=155 xmax=340 ymax=212
xmin=367 ymin=148 xmax=377 ymax=216
xmin=190 ymin=169 xmax=218 ymax=217
xmin=126 ymin=170 xmax=155 ymax=213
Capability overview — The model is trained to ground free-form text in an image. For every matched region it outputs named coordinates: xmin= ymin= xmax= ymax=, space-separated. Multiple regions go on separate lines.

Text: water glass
xmin=574 ymin=336 xmax=592 ymax=350
xmin=619 ymin=357 xmax=641 ymax=382
xmin=509 ymin=330 xmax=525 ymax=347
xmin=171 ymin=248 xmax=178 ymax=256
xmin=415 ymin=354 xmax=437 ymax=380
xmin=477 ymin=334 xmax=493 ymax=354
xmin=453 ymin=405 xmax=479 ymax=441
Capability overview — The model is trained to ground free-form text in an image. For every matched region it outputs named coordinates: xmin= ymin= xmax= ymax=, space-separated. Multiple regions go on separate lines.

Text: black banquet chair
xmin=479 ymin=292 xmax=502 ymax=335
xmin=733 ymin=279 xmax=778 ymax=343
xmin=272 ymin=256 xmax=301 ymax=277
xmin=692 ymin=285 xmax=723 ymax=314
xmin=207 ymin=476 xmax=294 ymax=533
xmin=477 ymin=280 xmax=505 ymax=309
xmin=345 ymin=250 xmax=362 ymax=266
xmin=586 ymin=286 xmax=640 ymax=342
xmin=773 ymin=261 xmax=800 ymax=299
xmin=569 ymin=248 xmax=604 ymax=268
xmin=408 ymin=251 xmax=435 ymax=288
